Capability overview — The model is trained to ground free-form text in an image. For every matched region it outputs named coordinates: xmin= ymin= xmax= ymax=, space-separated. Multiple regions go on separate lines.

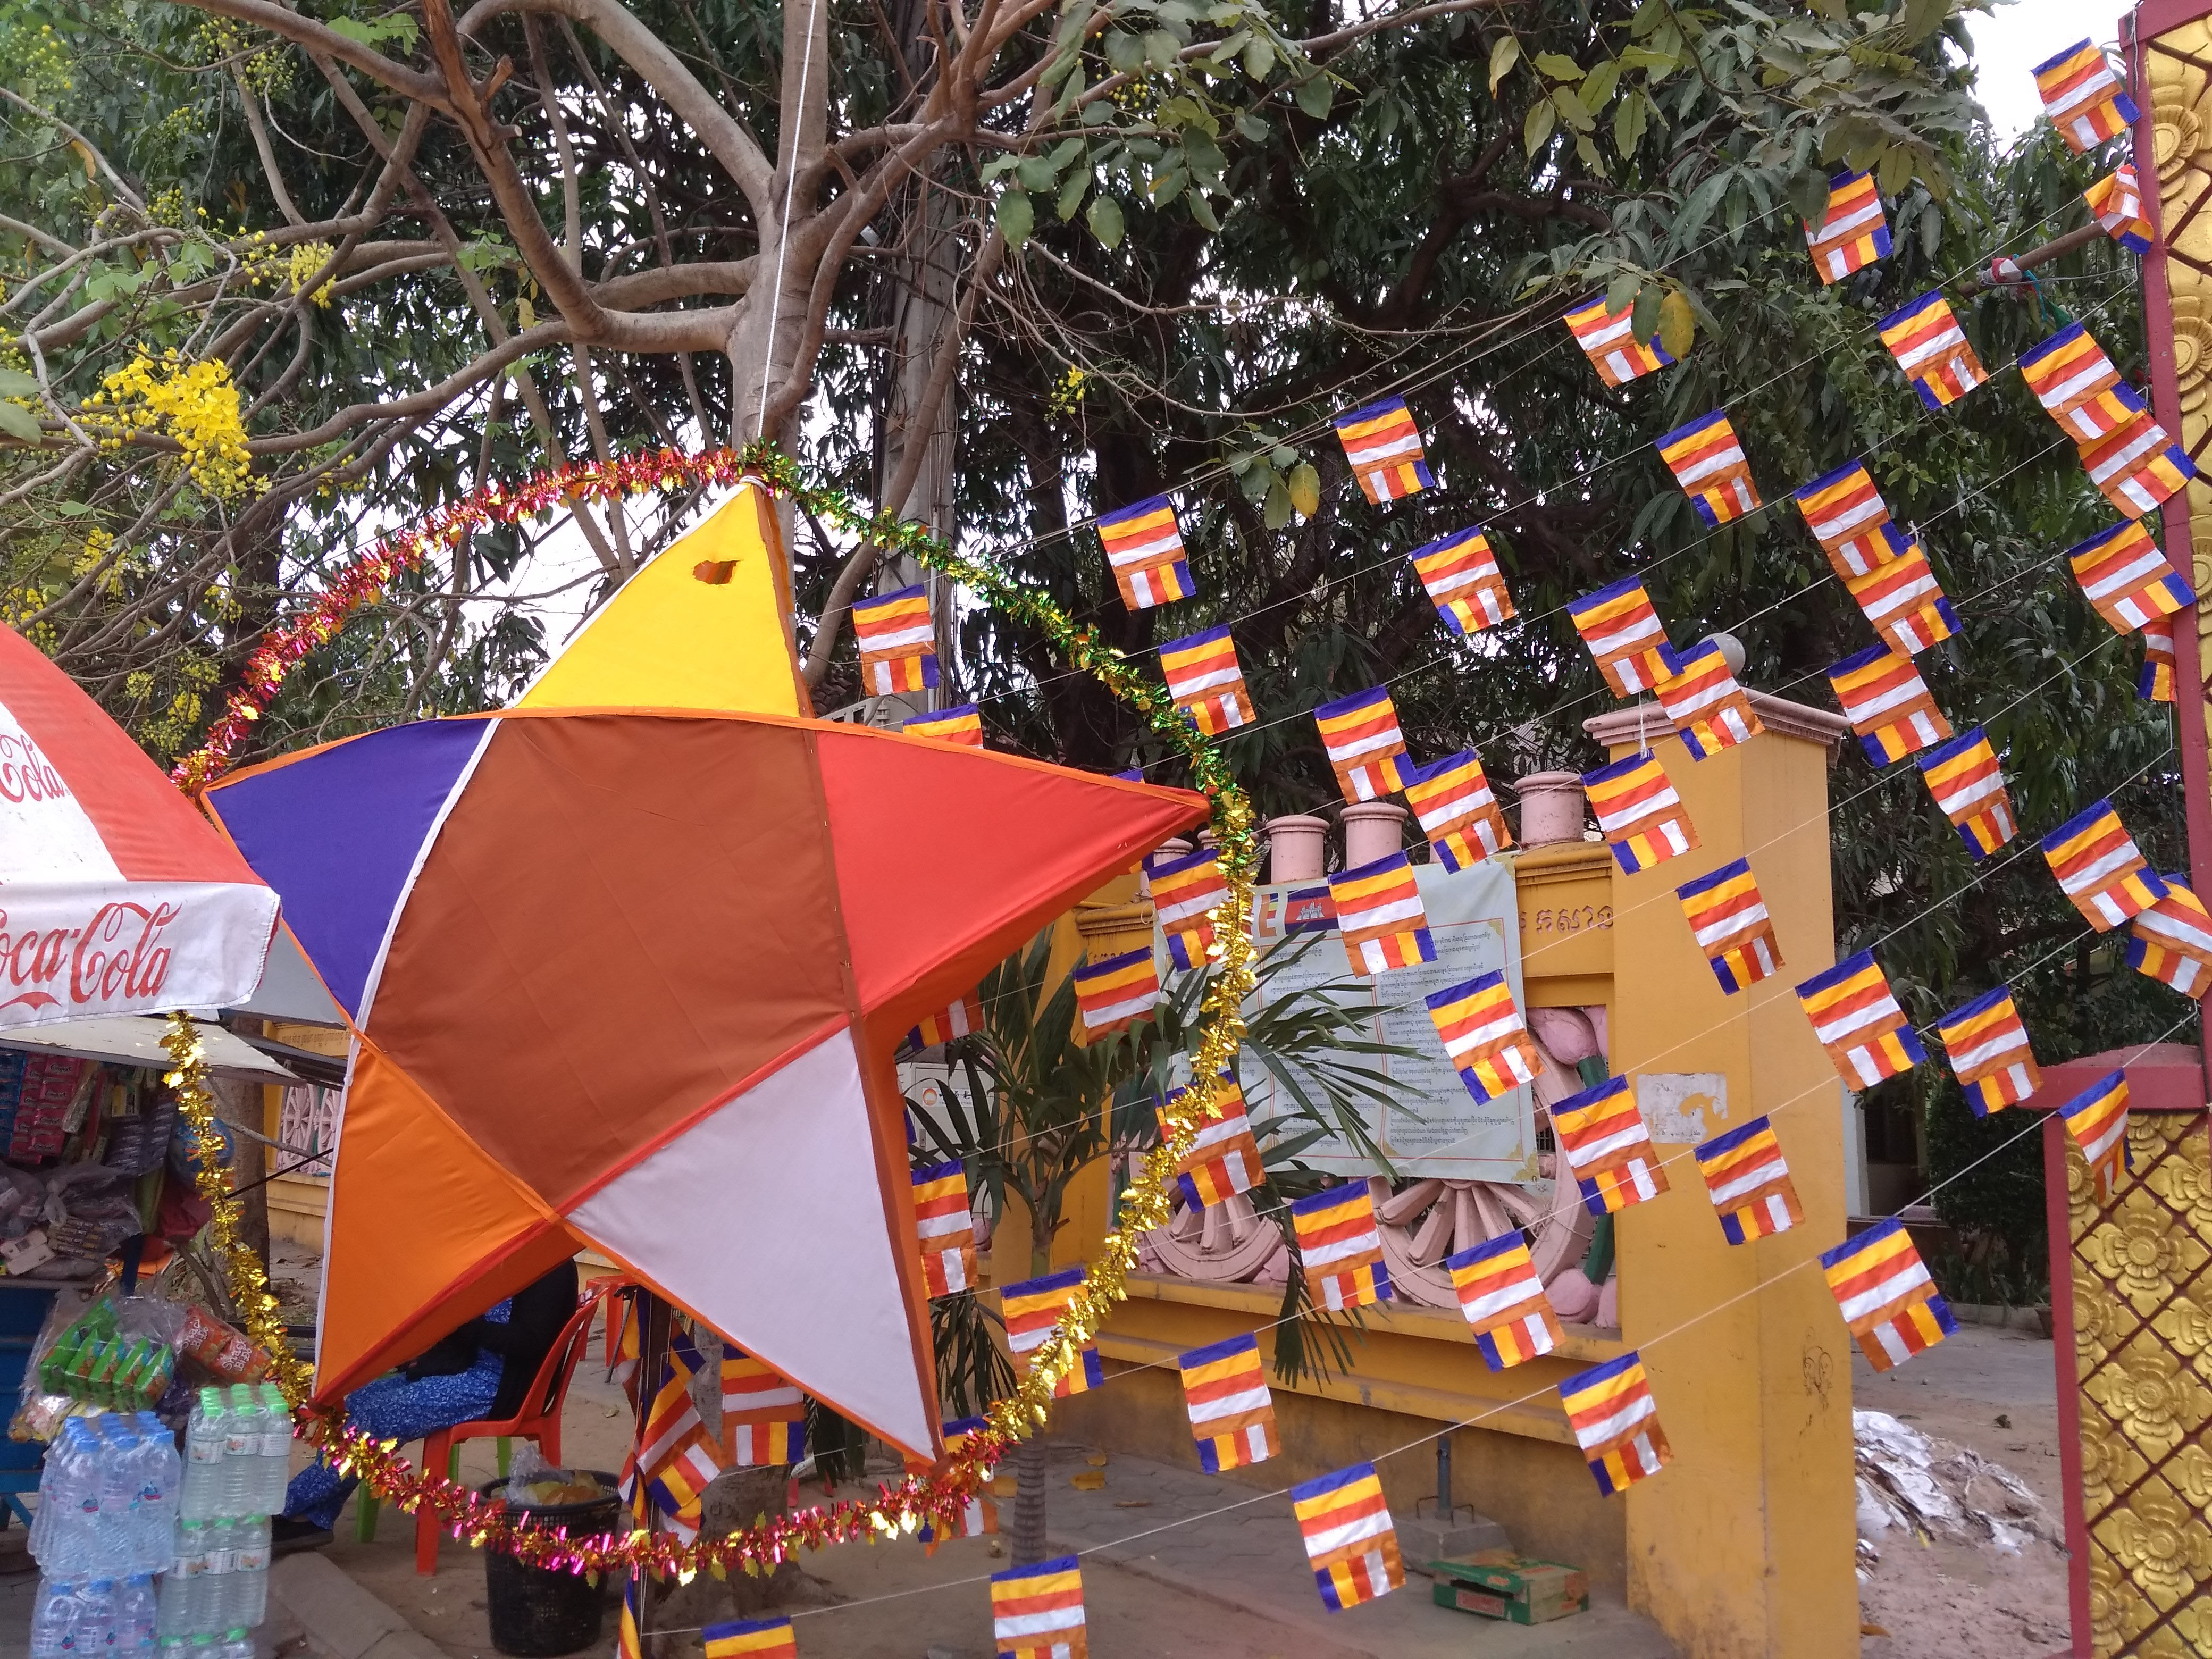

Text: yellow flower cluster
xmin=285 ymin=242 xmax=337 ymax=306
xmin=19 ymin=24 xmax=72 ymax=97
xmin=81 ymin=351 xmax=253 ymax=499
xmin=1046 ymin=365 xmax=1091 ymax=419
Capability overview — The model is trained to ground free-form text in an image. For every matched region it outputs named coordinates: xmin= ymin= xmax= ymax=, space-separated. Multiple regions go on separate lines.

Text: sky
xmin=1965 ymin=0 xmax=2134 ymax=139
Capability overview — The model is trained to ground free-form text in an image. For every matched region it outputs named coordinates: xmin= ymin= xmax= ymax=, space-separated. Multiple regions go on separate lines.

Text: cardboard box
xmin=1429 ymin=1551 xmax=1589 ymax=1624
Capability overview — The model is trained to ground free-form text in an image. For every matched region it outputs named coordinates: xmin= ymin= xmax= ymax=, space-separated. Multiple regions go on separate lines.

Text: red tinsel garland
xmin=172 ymin=447 xmax=754 ymax=791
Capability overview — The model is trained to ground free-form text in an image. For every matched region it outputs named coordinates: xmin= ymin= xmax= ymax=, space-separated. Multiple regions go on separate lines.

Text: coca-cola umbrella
xmin=0 ymin=624 xmax=278 ymax=1029
xmin=195 ymin=480 xmax=1208 ymax=1456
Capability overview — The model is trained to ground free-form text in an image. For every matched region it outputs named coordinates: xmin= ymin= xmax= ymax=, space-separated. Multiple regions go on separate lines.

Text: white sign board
xmin=1231 ymin=859 xmax=1537 ymax=1182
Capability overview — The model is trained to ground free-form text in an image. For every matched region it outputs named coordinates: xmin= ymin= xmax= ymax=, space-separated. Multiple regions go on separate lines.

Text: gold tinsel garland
xmin=157 ymin=442 xmax=1260 ymax=1576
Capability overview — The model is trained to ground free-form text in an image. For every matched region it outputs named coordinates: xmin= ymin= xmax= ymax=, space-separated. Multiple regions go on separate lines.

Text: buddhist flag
xmin=1844 ymin=537 xmax=1958 ymax=656
xmin=1178 ymin=1333 xmax=1279 ymax=1473
xmin=2034 ymin=39 xmax=2140 ymax=153
xmin=1334 ymin=397 xmax=1435 ymax=504
xmin=902 ymin=1425 xmax=1000 ymax=1557
xmin=2060 ymin=1069 xmax=2131 ymax=1201
xmin=1656 ymin=412 xmax=1761 ymax=526
xmin=991 ymin=1557 xmax=1087 ymax=1659
xmin=722 ymin=1344 xmax=806 ymax=1467
xmin=1158 ymin=625 xmax=1255 ymax=736
xmin=1915 ymin=728 xmax=2017 ymax=860
xmin=1822 ymin=1219 xmax=1957 ymax=1372
xmin=920 ymin=1417 xmax=997 ymax=1542
xmin=1426 ymin=971 xmax=1542 ymax=1104
xmin=912 ymin=1161 xmax=978 ymax=1298
xmin=1552 ymin=1076 xmax=1669 ymax=1216
xmin=1410 ymin=526 xmax=1515 ymax=637
xmin=2017 ymin=323 xmax=2121 ymax=429
xmin=646 ymin=1430 xmax=723 ymax=1539
xmin=852 ymin=584 xmax=938 ymax=697
xmin=1828 ymin=643 xmax=1951 ymax=765
xmin=1313 ymin=686 xmax=1412 ymax=802
xmin=2087 ymin=164 xmax=2154 ymax=255
xmin=1148 ymin=845 xmax=1228 ymax=971
xmin=637 ymin=1334 xmax=706 ymax=1476
xmin=1096 ymin=496 xmax=1194 ymax=610
xmin=2069 ymin=521 xmax=2194 ymax=634
xmin=1000 ymin=1268 xmax=1104 ymax=1397
xmin=1158 ymin=1074 xmax=1263 ymax=1208
xmin=1675 ymin=858 xmax=1782 ymax=994
xmin=1073 ymin=946 xmax=1159 ymax=1040
xmin=1694 ymin=1117 xmax=1803 ymax=1244
xmin=1446 ymin=1231 xmax=1563 ymax=1371
xmin=1583 ymin=750 xmax=1700 ymax=875
xmin=1793 ymin=460 xmax=1897 ymax=579
xmin=1403 ymin=748 xmax=1511 ymax=870
xmin=1559 ymin=1352 xmax=1671 ymax=1496
xmin=1291 ymin=1463 xmax=1403 ymax=1610
xmin=1329 ymin=851 xmax=1434 ymax=977
xmin=2142 ymin=617 xmax=2179 ymax=703
xmin=703 ymin=1620 xmax=795 ymax=1659
xmin=618 ymin=1565 xmax=643 ymax=1659
xmin=2127 ymin=875 xmax=2212 ymax=996
xmin=2041 ymin=799 xmax=2168 ymax=931
xmin=1656 ymin=639 xmax=1762 ymax=761
xmin=906 ymin=989 xmax=983 ymax=1051
xmin=1290 ymin=1183 xmax=1392 ymax=1311
xmin=1934 ymin=985 xmax=2039 ymax=1117
xmin=1804 ymin=171 xmax=1891 ymax=282
xmin=902 ymin=704 xmax=984 ymax=747
xmin=1878 ymin=292 xmax=1987 ymax=411
xmin=1564 ymin=291 xmax=1674 ymax=388
xmin=2081 ymin=408 xmax=2198 ymax=520
xmin=1569 ymin=575 xmax=1676 ymax=696
xmin=1795 ymin=951 xmax=1927 ymax=1090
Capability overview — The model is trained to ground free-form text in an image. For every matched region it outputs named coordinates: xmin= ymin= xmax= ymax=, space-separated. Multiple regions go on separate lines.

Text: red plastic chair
xmin=414 ymin=1289 xmax=609 ymax=1574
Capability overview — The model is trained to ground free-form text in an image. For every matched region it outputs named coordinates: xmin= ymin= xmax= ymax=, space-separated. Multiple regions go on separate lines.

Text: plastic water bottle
xmin=229 ymin=1518 xmax=269 ymax=1629
xmin=118 ymin=1576 xmax=157 ymax=1654
xmin=220 ymin=1389 xmax=258 ymax=1519
xmin=30 ymin=1424 xmax=76 ymax=1569
xmin=202 ymin=1520 xmax=236 ymax=1633
xmin=94 ymin=1423 xmax=139 ymax=1573
xmin=131 ymin=1417 xmax=179 ymax=1572
xmin=57 ymin=1425 xmax=103 ymax=1577
xmin=31 ymin=1576 xmax=82 ymax=1659
xmin=180 ymin=1393 xmax=224 ymax=1522
xmin=78 ymin=1579 xmax=116 ymax=1655
xmin=256 ymin=1386 xmax=291 ymax=1514
xmin=156 ymin=1522 xmax=206 ymax=1639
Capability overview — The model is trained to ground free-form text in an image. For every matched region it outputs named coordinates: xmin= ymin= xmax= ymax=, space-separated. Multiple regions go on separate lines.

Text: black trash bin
xmin=480 ymin=1470 xmax=623 ymax=1657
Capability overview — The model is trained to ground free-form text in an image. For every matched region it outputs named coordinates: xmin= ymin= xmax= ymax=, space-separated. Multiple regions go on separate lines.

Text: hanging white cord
xmin=755 ymin=0 xmax=828 ymax=439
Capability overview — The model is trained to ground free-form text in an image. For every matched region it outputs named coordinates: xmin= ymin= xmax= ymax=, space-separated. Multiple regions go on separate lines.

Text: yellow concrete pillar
xmin=1588 ymin=694 xmax=1857 ymax=1659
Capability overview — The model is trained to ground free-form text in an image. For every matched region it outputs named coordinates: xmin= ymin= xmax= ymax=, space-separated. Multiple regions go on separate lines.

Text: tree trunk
xmin=1010 ymin=1437 xmax=1050 ymax=1567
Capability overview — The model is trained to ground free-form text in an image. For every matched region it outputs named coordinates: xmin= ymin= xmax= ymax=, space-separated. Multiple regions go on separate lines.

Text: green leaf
xmin=1657 ymin=289 xmax=1694 ymax=358
xmin=1188 ymin=190 xmax=1220 ymax=231
xmin=1613 ymin=88 xmax=1649 ymax=155
xmin=1263 ymin=474 xmax=1293 ymax=529
xmin=1605 ymin=270 xmax=1641 ymax=317
xmin=1049 ymin=137 xmax=1087 ymax=169
xmin=1236 ymin=112 xmax=1268 ymax=141
xmin=1152 ymin=167 xmax=1186 ymax=205
xmin=1144 ymin=29 xmax=1180 ymax=71
xmin=1898 ymin=0 xmax=1947 ymax=46
xmin=1287 ymin=463 xmax=1320 ymax=517
xmin=1533 ymin=52 xmax=1584 ymax=81
xmin=1581 ymin=58 xmax=1621 ymax=114
xmin=1788 ymin=167 xmax=1833 ymax=228
xmin=0 ymin=368 xmax=36 ymax=398
xmin=1616 ymin=45 xmax=1678 ymax=76
xmin=1243 ymin=36 xmax=1274 ymax=79
xmin=1629 ymin=280 xmax=1663 ymax=345
xmin=1920 ymin=200 xmax=1942 ymax=258
xmin=995 ymin=190 xmax=1035 ymax=247
xmin=1085 ymin=192 xmax=1124 ymax=247
xmin=1550 ymin=86 xmax=1594 ymax=133
xmin=1270 ymin=445 xmax=1296 ymax=468
xmin=0 ymin=403 xmax=41 ymax=442
xmin=1016 ymin=155 xmax=1058 ymax=192
xmin=1487 ymin=33 xmax=1520 ymax=95
xmin=1576 ymin=133 xmax=1601 ymax=169
xmin=1629 ymin=0 xmax=1667 ymax=37
xmin=1057 ymin=169 xmax=1090 ymax=221
xmin=1238 ymin=459 xmax=1272 ymax=502
xmin=1876 ymin=143 xmax=1914 ymax=200
xmin=1523 ymin=96 xmax=1557 ymax=156
xmin=1103 ymin=30 xmax=1144 ymax=73
xmin=1295 ymin=73 xmax=1333 ymax=119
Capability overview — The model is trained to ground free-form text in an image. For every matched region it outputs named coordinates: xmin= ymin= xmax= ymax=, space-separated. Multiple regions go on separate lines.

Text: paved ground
xmin=1852 ymin=1323 xmax=2071 ymax=1659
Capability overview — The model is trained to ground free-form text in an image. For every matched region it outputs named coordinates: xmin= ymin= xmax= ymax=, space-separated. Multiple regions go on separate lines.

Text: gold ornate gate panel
xmin=2046 ymin=1065 xmax=2212 ymax=1657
